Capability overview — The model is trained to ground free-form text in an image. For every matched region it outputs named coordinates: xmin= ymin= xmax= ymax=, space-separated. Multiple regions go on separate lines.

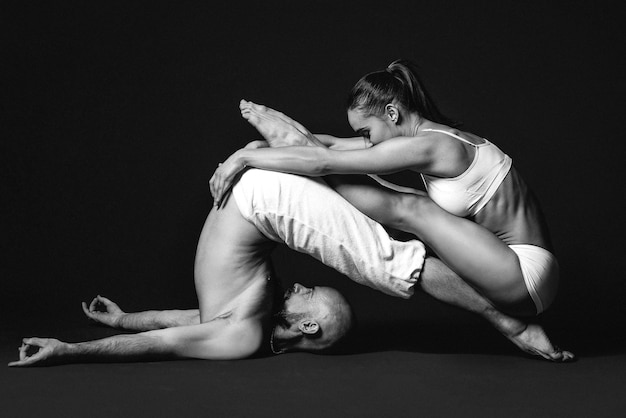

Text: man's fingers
xmin=82 ymin=302 xmax=106 ymax=322
xmin=8 ymin=360 xmax=31 ymax=367
xmin=23 ymin=337 xmax=42 ymax=346
xmin=10 ymin=350 xmax=40 ymax=367
xmin=89 ymin=297 xmax=99 ymax=312
xmin=10 ymin=337 xmax=56 ymax=367
xmin=82 ymin=302 xmax=95 ymax=317
xmin=15 ymin=338 xmax=42 ymax=363
xmin=86 ymin=295 xmax=115 ymax=314
xmin=97 ymin=295 xmax=114 ymax=306
xmin=18 ymin=343 xmax=28 ymax=361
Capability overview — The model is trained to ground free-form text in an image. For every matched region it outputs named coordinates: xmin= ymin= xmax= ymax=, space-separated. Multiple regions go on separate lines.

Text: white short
xmin=510 ymin=244 xmax=560 ymax=314
xmin=232 ymin=169 xmax=426 ymax=298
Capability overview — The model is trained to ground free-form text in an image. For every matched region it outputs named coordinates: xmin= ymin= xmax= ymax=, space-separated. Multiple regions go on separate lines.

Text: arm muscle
xmin=239 ymin=135 xmax=437 ymax=176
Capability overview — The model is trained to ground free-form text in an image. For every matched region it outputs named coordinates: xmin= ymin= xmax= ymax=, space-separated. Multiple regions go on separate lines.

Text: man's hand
xmin=8 ymin=338 xmax=66 ymax=367
xmin=82 ymin=295 xmax=125 ymax=328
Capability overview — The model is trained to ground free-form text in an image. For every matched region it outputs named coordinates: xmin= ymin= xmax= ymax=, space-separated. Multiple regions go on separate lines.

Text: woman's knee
xmin=390 ymin=193 xmax=437 ymax=232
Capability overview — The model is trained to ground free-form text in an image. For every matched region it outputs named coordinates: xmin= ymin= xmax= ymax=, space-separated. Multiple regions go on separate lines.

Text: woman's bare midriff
xmin=473 ymin=166 xmax=553 ymax=251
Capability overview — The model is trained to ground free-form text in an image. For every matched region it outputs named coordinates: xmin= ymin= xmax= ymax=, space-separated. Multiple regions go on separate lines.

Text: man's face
xmin=279 ymin=283 xmax=336 ymax=326
xmin=274 ymin=283 xmax=353 ymax=351
xmin=282 ymin=283 xmax=319 ymax=318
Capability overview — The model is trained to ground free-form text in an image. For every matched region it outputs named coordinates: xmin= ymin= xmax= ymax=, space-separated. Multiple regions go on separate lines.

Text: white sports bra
xmin=419 ymin=129 xmax=512 ymax=217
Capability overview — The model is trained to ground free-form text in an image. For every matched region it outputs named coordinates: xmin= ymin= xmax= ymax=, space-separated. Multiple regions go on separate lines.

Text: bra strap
xmin=422 ymin=128 xmax=477 ymax=146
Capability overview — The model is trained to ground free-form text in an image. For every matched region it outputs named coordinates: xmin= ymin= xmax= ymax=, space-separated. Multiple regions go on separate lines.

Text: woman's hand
xmin=243 ymin=140 xmax=269 ymax=149
xmin=209 ymin=150 xmax=246 ymax=208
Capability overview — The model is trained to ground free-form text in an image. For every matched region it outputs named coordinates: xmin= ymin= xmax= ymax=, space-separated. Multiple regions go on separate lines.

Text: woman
xmin=210 ymin=59 xmax=559 ymax=318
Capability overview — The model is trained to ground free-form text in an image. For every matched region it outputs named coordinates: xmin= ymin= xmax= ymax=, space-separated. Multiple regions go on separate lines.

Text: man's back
xmin=191 ymin=190 xmax=278 ymax=354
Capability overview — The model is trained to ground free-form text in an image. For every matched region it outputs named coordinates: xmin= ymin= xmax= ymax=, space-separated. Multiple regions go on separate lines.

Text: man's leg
xmin=231 ymin=168 xmax=573 ymax=361
xmin=419 ymin=257 xmax=572 ymax=360
xmin=231 ymin=168 xmax=424 ymax=298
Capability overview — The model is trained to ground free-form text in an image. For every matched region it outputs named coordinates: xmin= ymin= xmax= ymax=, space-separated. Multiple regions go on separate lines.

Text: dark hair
xmin=346 ymin=59 xmax=459 ymax=127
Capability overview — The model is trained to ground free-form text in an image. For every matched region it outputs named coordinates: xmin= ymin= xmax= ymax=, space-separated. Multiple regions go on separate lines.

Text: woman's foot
xmin=490 ymin=310 xmax=575 ymax=362
xmin=505 ymin=323 xmax=575 ymax=362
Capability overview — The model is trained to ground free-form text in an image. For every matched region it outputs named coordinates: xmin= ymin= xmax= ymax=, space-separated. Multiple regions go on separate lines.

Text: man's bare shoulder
xmin=209 ymin=316 xmax=268 ymax=359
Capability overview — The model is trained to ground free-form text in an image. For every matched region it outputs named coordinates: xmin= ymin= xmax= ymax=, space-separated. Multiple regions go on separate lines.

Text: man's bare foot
xmin=505 ymin=323 xmax=575 ymax=362
xmin=239 ymin=100 xmax=314 ymax=147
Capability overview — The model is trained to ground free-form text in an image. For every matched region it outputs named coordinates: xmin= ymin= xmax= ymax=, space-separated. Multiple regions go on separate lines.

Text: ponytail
xmin=347 ymin=59 xmax=458 ymax=127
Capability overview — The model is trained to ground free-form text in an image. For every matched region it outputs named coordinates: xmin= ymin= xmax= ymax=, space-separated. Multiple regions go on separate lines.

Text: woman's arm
xmin=251 ymin=135 xmax=440 ymax=174
xmin=243 ymin=132 xmax=366 ymax=151
xmin=314 ymin=134 xmax=371 ymax=150
xmin=243 ymin=140 xmax=270 ymax=149
xmin=209 ymin=135 xmax=439 ymax=207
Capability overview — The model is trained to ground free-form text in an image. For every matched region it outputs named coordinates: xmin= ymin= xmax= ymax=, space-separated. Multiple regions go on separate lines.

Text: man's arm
xmin=82 ymin=295 xmax=199 ymax=331
xmin=9 ymin=320 xmax=262 ymax=367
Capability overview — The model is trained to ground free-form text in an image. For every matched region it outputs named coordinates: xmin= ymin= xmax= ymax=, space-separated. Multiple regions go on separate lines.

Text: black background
xmin=3 ymin=1 xmax=625 ymax=355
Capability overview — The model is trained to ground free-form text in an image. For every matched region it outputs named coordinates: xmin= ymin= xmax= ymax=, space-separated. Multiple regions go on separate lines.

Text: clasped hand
xmin=8 ymin=337 xmax=64 ymax=367
xmin=209 ymin=150 xmax=246 ymax=209
xmin=81 ymin=295 xmax=125 ymax=328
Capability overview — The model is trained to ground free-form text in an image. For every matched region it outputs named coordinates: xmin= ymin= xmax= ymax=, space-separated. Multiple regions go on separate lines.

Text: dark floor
xmin=3 ymin=307 xmax=626 ymax=418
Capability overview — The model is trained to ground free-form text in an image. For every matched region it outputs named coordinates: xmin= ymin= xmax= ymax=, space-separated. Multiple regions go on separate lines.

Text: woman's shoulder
xmin=421 ymin=124 xmax=487 ymax=146
xmin=416 ymin=125 xmax=473 ymax=158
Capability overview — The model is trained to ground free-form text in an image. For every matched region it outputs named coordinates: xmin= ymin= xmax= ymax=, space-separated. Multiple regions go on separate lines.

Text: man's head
xmin=271 ymin=283 xmax=355 ymax=354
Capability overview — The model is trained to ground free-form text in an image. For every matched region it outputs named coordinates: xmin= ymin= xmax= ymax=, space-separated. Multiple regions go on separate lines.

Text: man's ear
xmin=385 ymin=104 xmax=400 ymax=124
xmin=298 ymin=319 xmax=320 ymax=335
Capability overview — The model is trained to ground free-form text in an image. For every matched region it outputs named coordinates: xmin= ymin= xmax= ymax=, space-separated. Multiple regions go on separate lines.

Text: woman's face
xmin=347 ymin=108 xmax=398 ymax=146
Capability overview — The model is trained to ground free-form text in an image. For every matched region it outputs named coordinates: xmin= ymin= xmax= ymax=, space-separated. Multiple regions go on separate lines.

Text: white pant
xmin=232 ymin=169 xmax=425 ymax=298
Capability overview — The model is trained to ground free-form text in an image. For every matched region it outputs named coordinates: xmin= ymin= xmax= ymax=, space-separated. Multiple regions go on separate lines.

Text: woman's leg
xmin=238 ymin=100 xmax=535 ymax=315
xmin=397 ymin=193 xmax=535 ymax=314
xmin=324 ymin=174 xmax=424 ymax=228
xmin=326 ymin=175 xmax=534 ymax=315
xmin=420 ymin=257 xmax=572 ymax=360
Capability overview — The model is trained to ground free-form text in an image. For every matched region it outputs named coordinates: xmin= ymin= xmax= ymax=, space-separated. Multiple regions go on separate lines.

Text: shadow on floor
xmin=329 ymin=311 xmax=626 ymax=359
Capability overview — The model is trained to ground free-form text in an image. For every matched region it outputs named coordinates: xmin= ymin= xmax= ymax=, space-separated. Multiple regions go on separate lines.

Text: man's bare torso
xmin=193 ymin=195 xmax=277 ymax=353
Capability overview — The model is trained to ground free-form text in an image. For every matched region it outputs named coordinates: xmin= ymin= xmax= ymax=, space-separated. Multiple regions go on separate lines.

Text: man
xmin=9 ymin=169 xmax=358 ymax=366
xmin=10 ymin=169 xmax=571 ymax=367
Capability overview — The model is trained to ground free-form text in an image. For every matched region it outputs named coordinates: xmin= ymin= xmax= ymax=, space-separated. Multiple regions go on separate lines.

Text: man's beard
xmin=273 ymin=284 xmax=304 ymax=328
xmin=283 ymin=285 xmax=294 ymax=300
xmin=273 ymin=307 xmax=305 ymax=329
xmin=273 ymin=308 xmax=294 ymax=328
